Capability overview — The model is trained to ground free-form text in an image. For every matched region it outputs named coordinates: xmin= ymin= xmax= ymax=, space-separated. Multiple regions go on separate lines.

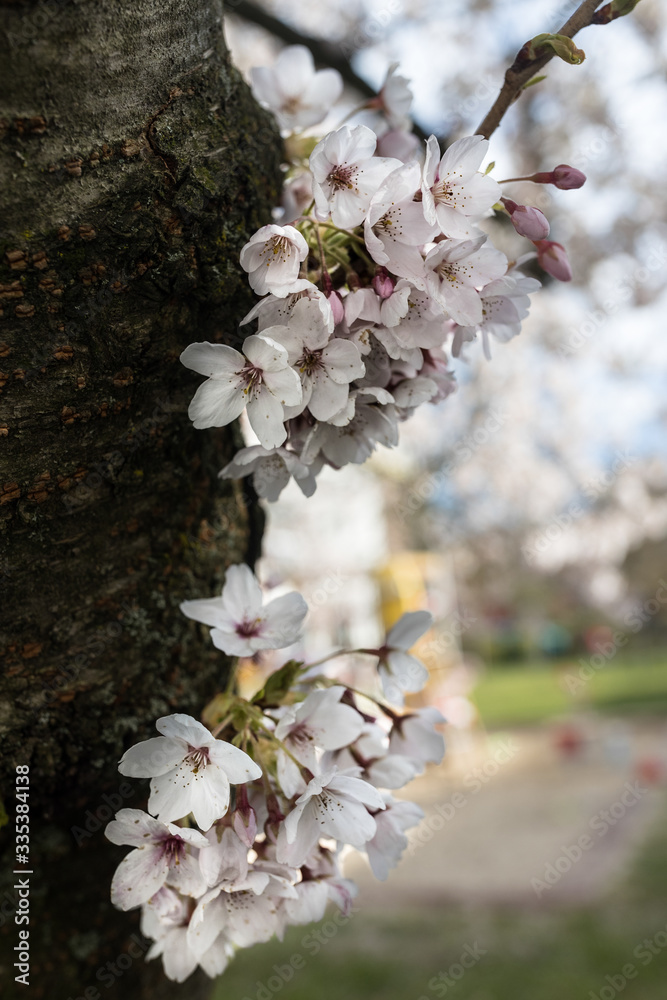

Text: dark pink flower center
xmin=162 ymin=835 xmax=186 ymax=865
xmin=235 ymin=617 xmax=263 ymax=638
xmin=185 ymin=745 xmax=210 ymax=773
xmin=328 ymin=164 xmax=356 ymax=192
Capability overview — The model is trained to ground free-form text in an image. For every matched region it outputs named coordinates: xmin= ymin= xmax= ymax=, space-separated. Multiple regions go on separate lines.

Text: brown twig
xmin=476 ymin=0 xmax=605 ymax=139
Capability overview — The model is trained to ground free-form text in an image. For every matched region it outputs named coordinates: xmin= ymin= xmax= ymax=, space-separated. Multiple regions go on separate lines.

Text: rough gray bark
xmin=0 ymin=1 xmax=282 ymax=996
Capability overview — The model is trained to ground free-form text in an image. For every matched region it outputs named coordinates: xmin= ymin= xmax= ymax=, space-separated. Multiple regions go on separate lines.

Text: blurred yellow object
xmin=375 ymin=550 xmax=443 ymax=629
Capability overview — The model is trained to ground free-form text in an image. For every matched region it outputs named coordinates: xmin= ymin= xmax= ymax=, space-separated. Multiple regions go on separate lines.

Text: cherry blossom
xmin=274 ymin=686 xmax=366 ymax=797
xmin=423 ymin=236 xmax=508 ymax=326
xmin=180 ymin=335 xmax=301 ymax=449
xmin=118 ymin=714 xmax=261 ymax=831
xmin=239 ymin=224 xmax=308 ymax=298
xmin=365 ymin=795 xmax=424 ymax=880
xmin=377 ymin=610 xmax=433 ymax=704
xmin=142 ymin=887 xmax=234 ymax=982
xmin=180 ymin=562 xmax=308 ymax=656
xmin=371 ymin=63 xmax=414 ymax=130
xmin=105 ymin=809 xmax=209 ymax=910
xmin=250 ymin=45 xmax=343 ymax=131
xmin=301 ymin=396 xmax=399 ymax=467
xmin=421 ymin=134 xmax=500 ymax=239
xmin=451 ymin=272 xmax=540 ymax=360
xmin=364 ymin=161 xmax=437 ymax=282
xmin=272 ymin=322 xmax=366 ymax=422
xmin=108 ymin=47 xmax=589 ymax=983
xmin=277 ymin=767 xmax=385 ymax=866
xmin=389 ymin=707 xmax=446 ymax=769
xmin=173 ymin=57 xmax=581 ymax=500
xmin=219 ymin=445 xmax=318 ymax=501
xmin=310 ymin=125 xmax=400 ymax=228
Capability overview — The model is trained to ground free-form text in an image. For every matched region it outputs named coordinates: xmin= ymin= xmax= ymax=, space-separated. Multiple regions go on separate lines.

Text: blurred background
xmin=218 ymin=1 xmax=667 ymax=997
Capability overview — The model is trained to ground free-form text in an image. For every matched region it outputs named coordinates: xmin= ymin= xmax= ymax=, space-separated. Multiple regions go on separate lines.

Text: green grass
xmin=470 ymin=653 xmax=667 ymax=729
xmin=214 ymin=807 xmax=667 ymax=1000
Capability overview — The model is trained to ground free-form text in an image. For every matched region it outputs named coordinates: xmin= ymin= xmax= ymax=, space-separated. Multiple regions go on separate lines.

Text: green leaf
xmin=252 ymin=660 xmax=305 ymax=708
xmin=522 ymin=74 xmax=547 ymax=90
xmin=528 ymin=33 xmax=585 ymax=65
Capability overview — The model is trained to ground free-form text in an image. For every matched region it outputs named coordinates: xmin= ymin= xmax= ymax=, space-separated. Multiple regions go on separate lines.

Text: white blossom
xmin=118 ymin=714 xmax=261 ymax=831
xmin=239 ymin=225 xmax=308 ymax=298
xmin=271 ymin=321 xmax=366 ymax=422
xmin=274 ymin=686 xmax=365 ymax=797
xmin=421 ymin=134 xmax=500 ymax=239
xmin=105 ymin=809 xmax=208 ymax=910
xmin=364 ymin=162 xmax=437 ymax=283
xmin=219 ymin=445 xmax=318 ymax=501
xmin=250 ymin=46 xmax=343 ymax=131
xmin=180 ymin=562 xmax=308 ymax=656
xmin=451 ymin=273 xmax=541 ymax=360
xmin=375 ymin=63 xmax=414 ymax=130
xmin=389 ymin=707 xmax=446 ymax=770
xmin=310 ymin=125 xmax=400 ymax=228
xmin=378 ymin=610 xmax=433 ymax=704
xmin=277 ymin=767 xmax=385 ymax=866
xmin=180 ymin=334 xmax=301 ymax=449
xmin=423 ymin=236 xmax=508 ymax=327
xmin=142 ymin=887 xmax=234 ymax=982
xmin=365 ymin=795 xmax=424 ymax=880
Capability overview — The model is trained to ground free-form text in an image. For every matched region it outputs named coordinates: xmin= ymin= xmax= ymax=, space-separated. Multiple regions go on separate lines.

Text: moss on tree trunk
xmin=0 ymin=1 xmax=282 ymax=996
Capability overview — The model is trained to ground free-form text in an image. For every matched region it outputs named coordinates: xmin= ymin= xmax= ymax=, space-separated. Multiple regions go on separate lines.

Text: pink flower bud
xmin=502 ymin=197 xmax=550 ymax=240
xmin=551 ymin=164 xmax=586 ymax=189
xmin=372 ymin=268 xmax=395 ymax=299
xmin=533 ymin=240 xmax=572 ymax=282
xmin=528 ymin=165 xmax=586 ymax=189
xmin=327 ymin=289 xmax=345 ymax=325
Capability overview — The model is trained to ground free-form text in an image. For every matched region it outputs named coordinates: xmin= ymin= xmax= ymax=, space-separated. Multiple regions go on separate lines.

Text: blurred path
xmin=344 ymin=716 xmax=667 ymax=906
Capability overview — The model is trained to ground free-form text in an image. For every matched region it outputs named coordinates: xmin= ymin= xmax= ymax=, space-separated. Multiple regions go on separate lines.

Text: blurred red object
xmin=553 ymin=722 xmax=585 ymax=757
xmin=635 ymin=756 xmax=664 ymax=785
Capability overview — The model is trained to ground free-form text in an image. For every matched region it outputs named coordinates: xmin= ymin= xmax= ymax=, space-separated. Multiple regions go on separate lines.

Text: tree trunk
xmin=0 ymin=2 xmax=281 ymax=996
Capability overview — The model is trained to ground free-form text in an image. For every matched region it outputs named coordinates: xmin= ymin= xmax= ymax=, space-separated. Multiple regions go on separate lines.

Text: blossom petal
xmin=105 ymin=808 xmax=165 ymax=847
xmin=180 ymin=342 xmax=244 ymax=377
xmin=189 ymin=767 xmax=233 ymax=832
xmin=166 ymin=852 xmax=207 ymax=898
xmin=148 ymin=769 xmax=196 ymax=825
xmin=246 ymin=390 xmax=288 ymax=450
xmin=243 ymin=334 xmax=288 ymax=372
xmin=259 ymin=591 xmax=308 ymax=647
xmin=111 ymin=845 xmax=169 ymax=910
xmin=156 ymin=714 xmax=215 ymax=747
xmin=188 ymin=378 xmax=246 ymax=430
xmin=386 ymin=610 xmax=433 ymax=649
xmin=118 ymin=737 xmax=185 ymax=778
xmin=207 ymin=742 xmax=262 ymax=784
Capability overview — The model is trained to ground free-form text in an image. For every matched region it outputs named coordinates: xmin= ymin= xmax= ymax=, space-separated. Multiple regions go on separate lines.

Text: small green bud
xmin=527 ymin=34 xmax=585 ymax=65
xmin=593 ymin=0 xmax=642 ymax=23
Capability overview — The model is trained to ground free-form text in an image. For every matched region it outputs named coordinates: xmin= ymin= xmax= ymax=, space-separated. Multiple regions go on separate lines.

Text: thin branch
xmin=476 ymin=0 xmax=605 ymax=140
xmin=229 ymin=0 xmax=430 ymax=143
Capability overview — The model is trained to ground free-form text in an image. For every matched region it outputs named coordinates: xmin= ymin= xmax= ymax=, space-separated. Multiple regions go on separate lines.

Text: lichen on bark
xmin=0 ymin=2 xmax=282 ymax=996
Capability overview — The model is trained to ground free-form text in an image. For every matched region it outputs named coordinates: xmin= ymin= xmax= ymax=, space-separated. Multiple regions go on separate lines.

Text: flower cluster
xmin=106 ymin=564 xmax=444 ymax=982
xmin=179 ymin=46 xmax=585 ymax=501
